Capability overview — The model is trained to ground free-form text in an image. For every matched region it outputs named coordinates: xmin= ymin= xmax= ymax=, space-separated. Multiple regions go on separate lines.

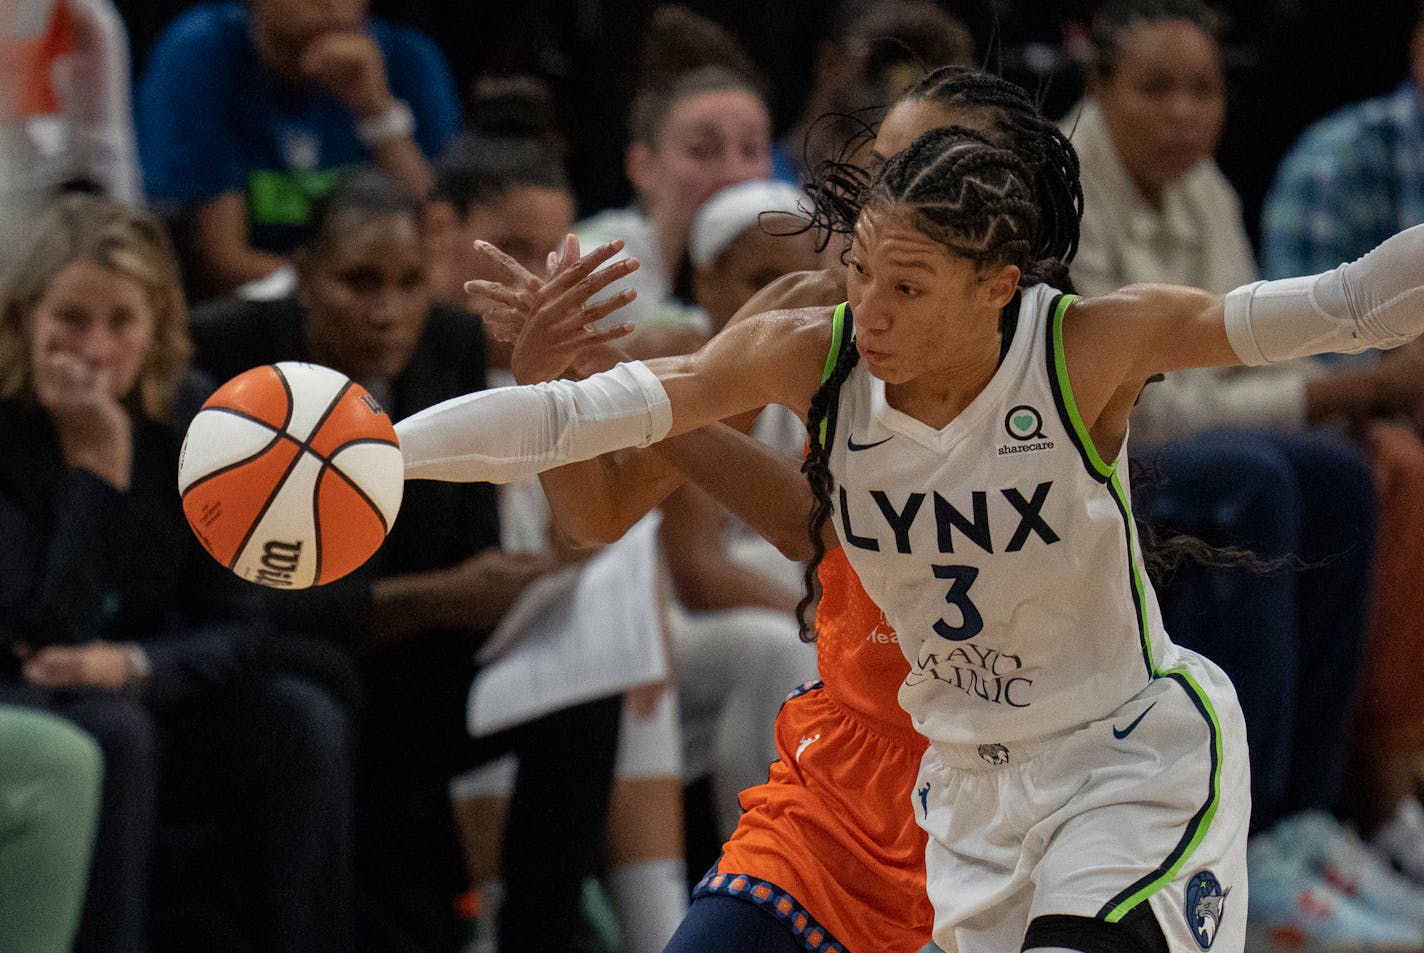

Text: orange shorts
xmin=693 ymin=681 xmax=932 ymax=953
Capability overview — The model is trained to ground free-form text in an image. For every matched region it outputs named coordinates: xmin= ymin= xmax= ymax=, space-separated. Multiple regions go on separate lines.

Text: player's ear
xmin=980 ymin=263 xmax=1020 ymax=310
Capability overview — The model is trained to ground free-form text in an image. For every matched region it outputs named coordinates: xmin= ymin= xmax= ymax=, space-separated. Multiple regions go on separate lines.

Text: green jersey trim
xmin=815 ymin=303 xmax=851 ymax=449
xmin=823 ymin=303 xmax=848 ymax=384
xmin=1047 ymin=295 xmax=1113 ymax=483
xmin=1100 ymin=668 xmax=1225 ymax=924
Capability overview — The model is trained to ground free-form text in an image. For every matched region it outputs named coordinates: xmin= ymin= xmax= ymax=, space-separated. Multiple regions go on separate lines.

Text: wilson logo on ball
xmin=177 ymin=362 xmax=404 ymax=589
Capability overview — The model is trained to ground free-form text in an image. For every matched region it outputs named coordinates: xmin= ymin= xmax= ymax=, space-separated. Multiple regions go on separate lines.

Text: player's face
xmin=846 ymin=206 xmax=1018 ymax=386
xmin=457 ymin=185 xmax=575 ymax=283
xmin=693 ymin=213 xmax=831 ymax=332
xmin=300 ymin=211 xmax=429 ymax=383
xmin=29 ymin=260 xmax=158 ymax=402
xmin=629 ymin=89 xmax=773 ymax=243
xmin=1095 ymin=19 xmax=1225 ymax=199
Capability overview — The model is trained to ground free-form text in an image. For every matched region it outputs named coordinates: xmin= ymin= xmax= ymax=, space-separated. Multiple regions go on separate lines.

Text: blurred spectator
xmin=135 ymin=0 xmax=460 ymax=300
xmin=425 ymin=75 xmax=576 ymax=338
xmin=0 ymin=193 xmax=355 ymax=953
xmin=1261 ymin=2 xmax=1424 ymax=280
xmin=431 ymin=82 xmax=689 ymax=953
xmin=576 ymin=5 xmax=774 ymax=350
xmin=772 ymin=0 xmax=975 ymax=186
xmin=0 ymin=0 xmax=141 ymax=271
xmin=668 ymin=177 xmax=835 ymax=878
xmin=1067 ymin=0 xmax=1424 ymax=945
xmin=0 ymin=705 xmax=101 ymax=953
xmin=189 ymin=166 xmax=622 ymax=953
xmin=1261 ymin=1 xmax=1424 ymax=890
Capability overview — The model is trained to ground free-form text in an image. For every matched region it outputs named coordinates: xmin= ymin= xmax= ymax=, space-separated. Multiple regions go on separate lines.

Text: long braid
xmin=795 ymin=337 xmax=861 ymax=642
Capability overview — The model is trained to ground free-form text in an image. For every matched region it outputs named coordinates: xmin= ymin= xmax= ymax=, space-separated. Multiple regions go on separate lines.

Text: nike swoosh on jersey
xmin=1112 ymin=700 xmax=1158 ymax=740
xmin=846 ymin=433 xmax=894 ymax=452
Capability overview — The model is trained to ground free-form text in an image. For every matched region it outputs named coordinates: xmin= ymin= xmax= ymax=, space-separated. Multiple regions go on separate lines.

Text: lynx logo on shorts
xmin=1184 ymin=869 xmax=1230 ymax=950
xmin=977 ymin=743 xmax=1009 ymax=766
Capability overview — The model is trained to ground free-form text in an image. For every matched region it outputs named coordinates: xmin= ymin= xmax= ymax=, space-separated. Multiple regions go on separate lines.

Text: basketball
xmin=178 ymin=362 xmax=404 ymax=589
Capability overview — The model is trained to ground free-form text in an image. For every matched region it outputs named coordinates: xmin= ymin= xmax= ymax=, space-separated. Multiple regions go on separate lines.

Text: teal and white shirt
xmin=826 ymin=282 xmax=1187 ymax=747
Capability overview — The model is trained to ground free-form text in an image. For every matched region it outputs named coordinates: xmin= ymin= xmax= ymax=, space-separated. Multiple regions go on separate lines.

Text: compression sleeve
xmin=1225 ymin=224 xmax=1424 ymax=365
xmin=395 ymin=361 xmax=673 ymax=483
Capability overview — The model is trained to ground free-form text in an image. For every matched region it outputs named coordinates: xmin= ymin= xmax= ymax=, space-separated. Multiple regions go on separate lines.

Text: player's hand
xmin=465 ymin=236 xmax=639 ymax=385
xmin=299 ymin=31 xmax=393 ymax=118
xmin=19 ymin=642 xmax=132 ymax=690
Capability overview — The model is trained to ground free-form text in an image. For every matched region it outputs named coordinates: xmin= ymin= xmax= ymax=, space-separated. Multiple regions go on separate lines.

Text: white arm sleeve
xmin=395 ymin=361 xmax=673 ymax=484
xmin=1225 ymin=224 xmax=1424 ymax=365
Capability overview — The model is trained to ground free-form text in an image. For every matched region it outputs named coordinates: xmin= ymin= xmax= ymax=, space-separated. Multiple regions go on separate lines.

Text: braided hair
xmin=795 ymin=127 xmax=1045 ymax=639
xmin=805 ymin=65 xmax=1082 ymax=290
xmin=795 ymin=70 xmax=1083 ymax=641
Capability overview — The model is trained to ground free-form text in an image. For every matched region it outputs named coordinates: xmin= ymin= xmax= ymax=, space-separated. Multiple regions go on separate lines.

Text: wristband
xmin=358 ymin=99 xmax=415 ymax=146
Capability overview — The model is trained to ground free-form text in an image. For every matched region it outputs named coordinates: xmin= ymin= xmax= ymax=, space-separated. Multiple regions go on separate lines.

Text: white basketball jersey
xmin=826 ymin=283 xmax=1186 ymax=747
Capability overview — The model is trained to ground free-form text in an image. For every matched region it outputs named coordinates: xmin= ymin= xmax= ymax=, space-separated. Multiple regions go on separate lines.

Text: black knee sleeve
xmin=1022 ymin=907 xmax=1169 ymax=953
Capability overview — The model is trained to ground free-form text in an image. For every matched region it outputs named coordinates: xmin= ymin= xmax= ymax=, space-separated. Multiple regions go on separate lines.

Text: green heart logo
xmin=1013 ymin=414 xmax=1034 ymax=433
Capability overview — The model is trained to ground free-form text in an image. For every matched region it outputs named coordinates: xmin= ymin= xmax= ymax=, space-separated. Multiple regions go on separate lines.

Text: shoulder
xmin=148 ymin=2 xmax=246 ymax=57
xmin=727 ymin=302 xmax=840 ymax=371
xmin=725 ymin=268 xmax=844 ymax=331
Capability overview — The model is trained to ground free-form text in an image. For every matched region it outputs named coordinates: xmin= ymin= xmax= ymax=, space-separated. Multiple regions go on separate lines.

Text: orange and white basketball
xmin=178 ymin=362 xmax=403 ymax=588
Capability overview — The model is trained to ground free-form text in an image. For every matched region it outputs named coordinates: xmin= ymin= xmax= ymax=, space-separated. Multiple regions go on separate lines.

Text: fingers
xmin=583 ymin=320 xmax=636 ymax=344
xmin=576 ymin=288 xmax=638 ymax=330
xmin=544 ymin=256 xmax=640 ymax=323
xmin=463 ymin=279 xmax=533 ymax=309
xmin=470 ymin=240 xmax=543 ymax=290
xmin=543 ymin=240 xmax=630 ymax=299
xmin=478 ymin=307 xmax=524 ymax=344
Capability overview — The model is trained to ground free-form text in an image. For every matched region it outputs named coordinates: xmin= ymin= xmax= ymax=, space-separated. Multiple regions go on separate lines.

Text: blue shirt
xmin=136 ymin=2 xmax=460 ymax=253
xmin=1261 ymin=81 xmax=1424 ymax=279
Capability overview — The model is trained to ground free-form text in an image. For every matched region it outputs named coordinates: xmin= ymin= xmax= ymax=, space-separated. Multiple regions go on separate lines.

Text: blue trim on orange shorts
xmin=693 ymin=865 xmax=848 ymax=953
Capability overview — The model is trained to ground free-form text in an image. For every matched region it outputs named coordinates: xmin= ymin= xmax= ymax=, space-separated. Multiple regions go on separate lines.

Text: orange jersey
xmin=697 ymin=546 xmax=932 ymax=952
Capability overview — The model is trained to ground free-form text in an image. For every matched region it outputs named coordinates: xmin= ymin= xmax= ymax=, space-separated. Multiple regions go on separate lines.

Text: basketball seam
xmin=179 ymin=412 xmax=285 ymax=496
xmin=320 ymin=439 xmax=398 ymax=534
xmin=231 ymin=372 xmax=351 ymax=582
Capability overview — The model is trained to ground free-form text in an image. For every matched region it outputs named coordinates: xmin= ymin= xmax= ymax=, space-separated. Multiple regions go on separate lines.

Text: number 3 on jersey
xmin=932 ymin=564 xmax=983 ymax=641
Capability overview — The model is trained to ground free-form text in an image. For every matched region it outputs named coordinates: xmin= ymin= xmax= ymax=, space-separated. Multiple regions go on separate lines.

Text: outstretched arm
xmin=463 ymin=240 xmax=834 ymax=547
xmin=1065 ymin=224 xmax=1424 ymax=456
xmin=395 ymin=302 xmax=831 ymax=496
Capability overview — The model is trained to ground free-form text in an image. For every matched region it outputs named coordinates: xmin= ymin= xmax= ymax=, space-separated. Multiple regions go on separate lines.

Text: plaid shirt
xmin=1261 ymin=81 xmax=1424 ymax=279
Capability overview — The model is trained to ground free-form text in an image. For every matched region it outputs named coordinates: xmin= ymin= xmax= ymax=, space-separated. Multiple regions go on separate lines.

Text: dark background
xmin=113 ymin=0 xmax=1422 ymax=250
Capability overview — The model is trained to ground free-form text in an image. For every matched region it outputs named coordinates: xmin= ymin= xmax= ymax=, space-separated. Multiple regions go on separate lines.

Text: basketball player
xmin=396 ymin=120 xmax=1424 ymax=951
xmin=461 ymin=66 xmax=1082 ymax=953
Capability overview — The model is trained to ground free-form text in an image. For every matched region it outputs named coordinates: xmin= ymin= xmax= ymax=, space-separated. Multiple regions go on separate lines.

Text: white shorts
xmin=916 ymin=650 xmax=1249 ymax=953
